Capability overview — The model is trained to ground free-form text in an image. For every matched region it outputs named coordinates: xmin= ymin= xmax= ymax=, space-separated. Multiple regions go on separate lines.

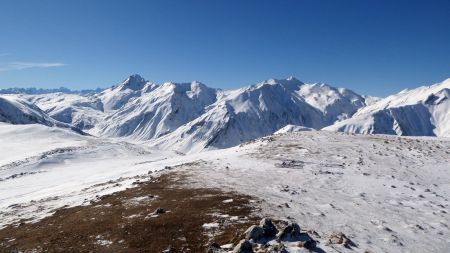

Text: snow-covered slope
xmin=180 ymin=131 xmax=450 ymax=253
xmin=325 ymin=78 xmax=450 ymax=137
xmin=0 ymin=123 xmax=182 ymax=227
xmin=0 ymin=123 xmax=89 ymax=167
xmin=150 ymin=77 xmax=366 ymax=153
xmin=1 ymin=127 xmax=449 ymax=252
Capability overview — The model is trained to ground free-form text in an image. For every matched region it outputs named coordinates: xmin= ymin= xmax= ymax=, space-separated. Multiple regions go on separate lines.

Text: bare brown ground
xmin=0 ymin=172 xmax=261 ymax=253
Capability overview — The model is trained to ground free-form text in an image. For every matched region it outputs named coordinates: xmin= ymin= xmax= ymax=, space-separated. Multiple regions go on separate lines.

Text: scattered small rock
xmin=267 ymin=242 xmax=287 ymax=253
xmin=416 ymin=224 xmax=425 ymax=230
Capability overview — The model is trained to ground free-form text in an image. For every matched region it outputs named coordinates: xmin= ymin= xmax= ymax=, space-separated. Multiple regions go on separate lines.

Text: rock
xmin=276 ymin=223 xmax=301 ymax=241
xmin=298 ymin=239 xmax=316 ymax=249
xmin=244 ymin=225 xmax=264 ymax=241
xmin=232 ymin=239 xmax=253 ymax=253
xmin=328 ymin=232 xmax=356 ymax=248
xmin=206 ymin=242 xmax=222 ymax=253
xmin=161 ymin=245 xmax=175 ymax=253
xmin=259 ymin=218 xmax=278 ymax=237
xmin=307 ymin=229 xmax=321 ymax=238
xmin=153 ymin=207 xmax=166 ymax=214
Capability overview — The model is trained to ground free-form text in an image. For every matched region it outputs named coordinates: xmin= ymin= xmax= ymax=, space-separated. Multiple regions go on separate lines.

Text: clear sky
xmin=0 ymin=0 xmax=449 ymax=96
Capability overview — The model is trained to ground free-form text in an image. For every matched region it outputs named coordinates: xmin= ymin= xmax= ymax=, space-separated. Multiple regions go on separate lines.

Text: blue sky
xmin=0 ymin=0 xmax=449 ymax=96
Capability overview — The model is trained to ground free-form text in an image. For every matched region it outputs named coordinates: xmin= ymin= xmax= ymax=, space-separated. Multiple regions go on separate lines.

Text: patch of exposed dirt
xmin=0 ymin=172 xmax=261 ymax=253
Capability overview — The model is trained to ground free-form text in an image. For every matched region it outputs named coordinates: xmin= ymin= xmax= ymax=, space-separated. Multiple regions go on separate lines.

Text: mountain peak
xmin=286 ymin=76 xmax=300 ymax=82
xmin=256 ymin=76 xmax=304 ymax=90
xmin=120 ymin=74 xmax=147 ymax=91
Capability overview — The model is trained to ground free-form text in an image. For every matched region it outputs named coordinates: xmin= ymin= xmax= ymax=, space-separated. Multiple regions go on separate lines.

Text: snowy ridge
xmin=325 ymin=78 xmax=450 ymax=137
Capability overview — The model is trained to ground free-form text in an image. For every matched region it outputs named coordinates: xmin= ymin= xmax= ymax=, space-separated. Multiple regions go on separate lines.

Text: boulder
xmin=232 ymin=239 xmax=253 ymax=253
xmin=153 ymin=207 xmax=166 ymax=214
xmin=298 ymin=239 xmax=316 ymax=249
xmin=206 ymin=242 xmax=222 ymax=253
xmin=259 ymin=218 xmax=278 ymax=237
xmin=244 ymin=225 xmax=264 ymax=241
xmin=276 ymin=223 xmax=301 ymax=241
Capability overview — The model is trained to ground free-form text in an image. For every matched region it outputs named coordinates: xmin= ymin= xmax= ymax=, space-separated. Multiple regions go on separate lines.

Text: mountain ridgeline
xmin=1 ymin=74 xmax=449 ymax=153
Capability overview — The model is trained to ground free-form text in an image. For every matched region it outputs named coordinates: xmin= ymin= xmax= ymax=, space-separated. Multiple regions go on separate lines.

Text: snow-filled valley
xmin=0 ymin=75 xmax=449 ymax=252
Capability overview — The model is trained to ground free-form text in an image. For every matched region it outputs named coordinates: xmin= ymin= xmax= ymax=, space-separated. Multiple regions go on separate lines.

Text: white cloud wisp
xmin=0 ymin=62 xmax=66 ymax=72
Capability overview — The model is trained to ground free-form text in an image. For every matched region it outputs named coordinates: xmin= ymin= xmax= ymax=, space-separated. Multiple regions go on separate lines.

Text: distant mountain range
xmin=1 ymin=74 xmax=448 ymax=153
xmin=0 ymin=87 xmax=103 ymax=95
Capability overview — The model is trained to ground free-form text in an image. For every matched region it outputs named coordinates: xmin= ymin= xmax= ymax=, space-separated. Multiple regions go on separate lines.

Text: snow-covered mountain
xmin=0 ymin=75 xmax=380 ymax=152
xmin=325 ymin=78 xmax=450 ymax=137
xmin=21 ymin=93 xmax=104 ymax=130
xmin=95 ymin=80 xmax=217 ymax=140
xmin=148 ymin=77 xmax=367 ymax=152
xmin=296 ymin=81 xmax=367 ymax=123
xmin=3 ymin=74 xmax=448 ymax=151
xmin=0 ymin=95 xmax=57 ymax=125
xmin=0 ymin=95 xmax=85 ymax=134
